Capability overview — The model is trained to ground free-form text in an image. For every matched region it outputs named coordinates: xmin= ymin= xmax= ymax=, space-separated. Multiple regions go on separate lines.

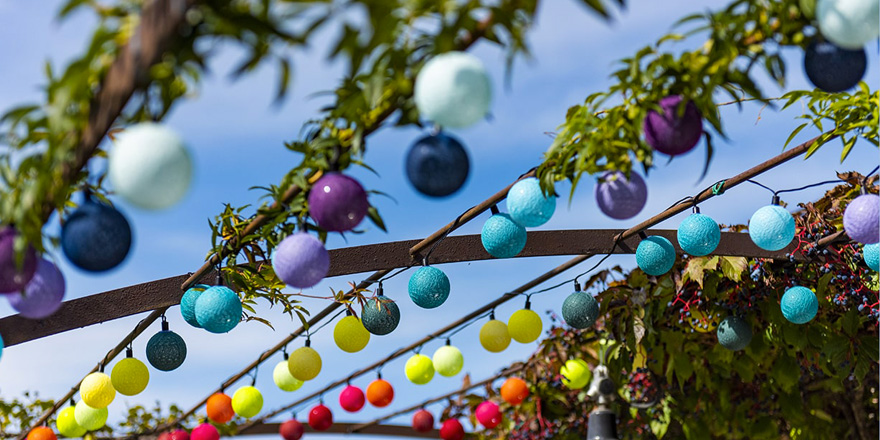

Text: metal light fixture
xmin=585 ymin=365 xmax=618 ymax=440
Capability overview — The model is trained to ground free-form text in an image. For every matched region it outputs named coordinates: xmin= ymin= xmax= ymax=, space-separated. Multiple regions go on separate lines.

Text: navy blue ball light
xmin=61 ymin=198 xmax=132 ymax=272
xmin=405 ymin=133 xmax=470 ymax=198
xmin=804 ymin=40 xmax=867 ymax=92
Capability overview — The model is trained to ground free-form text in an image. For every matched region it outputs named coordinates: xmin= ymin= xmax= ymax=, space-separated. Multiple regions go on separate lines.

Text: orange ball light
xmin=366 ymin=379 xmax=394 ymax=408
xmin=27 ymin=427 xmax=56 ymax=440
xmin=206 ymin=392 xmax=235 ymax=424
xmin=500 ymin=377 xmax=530 ymax=406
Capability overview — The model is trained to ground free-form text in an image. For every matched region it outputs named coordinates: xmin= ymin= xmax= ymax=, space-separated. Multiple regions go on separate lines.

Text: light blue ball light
xmin=414 ymin=52 xmax=491 ymax=129
xmin=781 ymin=286 xmax=818 ymax=324
xmin=864 ymin=243 xmax=879 ymax=271
xmin=677 ymin=213 xmax=721 ymax=257
xmin=507 ymin=178 xmax=556 ymax=227
xmin=481 ymin=213 xmax=527 ymax=258
xmin=817 ymin=0 xmax=880 ymax=49
xmin=195 ymin=286 xmax=242 ymax=333
xmin=408 ymin=266 xmax=450 ymax=309
xmin=749 ymin=205 xmax=796 ymax=251
xmin=636 ymin=236 xmax=676 ymax=276
xmin=180 ymin=284 xmax=209 ymax=328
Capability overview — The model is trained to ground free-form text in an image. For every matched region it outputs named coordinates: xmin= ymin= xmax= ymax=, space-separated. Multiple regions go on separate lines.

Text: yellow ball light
xmin=432 ymin=345 xmax=464 ymax=377
xmin=231 ymin=386 xmax=264 ymax=418
xmin=74 ymin=400 xmax=108 ymax=431
xmin=288 ymin=346 xmax=322 ymax=381
xmin=479 ymin=320 xmax=511 ymax=353
xmin=688 ymin=310 xmax=722 ymax=333
xmin=80 ymin=372 xmax=115 ymax=409
xmin=404 ymin=354 xmax=435 ymax=385
xmin=508 ymin=309 xmax=542 ymax=343
xmin=57 ymin=406 xmax=87 ymax=438
xmin=333 ymin=315 xmax=371 ymax=353
xmin=560 ymin=359 xmax=591 ymax=390
xmin=111 ymin=357 xmax=150 ymax=396
xmin=273 ymin=360 xmax=303 ymax=392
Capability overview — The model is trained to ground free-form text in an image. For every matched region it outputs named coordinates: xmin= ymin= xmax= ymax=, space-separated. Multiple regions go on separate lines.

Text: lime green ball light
xmin=57 ymin=406 xmax=87 ymax=438
xmin=432 ymin=343 xmax=464 ymax=377
xmin=507 ymin=300 xmax=543 ymax=343
xmin=80 ymin=372 xmax=115 ymax=409
xmin=288 ymin=342 xmax=322 ymax=381
xmin=232 ymin=386 xmax=264 ymax=418
xmin=561 ymin=359 xmax=591 ymax=390
xmin=110 ymin=348 xmax=150 ymax=396
xmin=333 ymin=314 xmax=371 ymax=353
xmin=274 ymin=359 xmax=304 ymax=392
xmin=74 ymin=400 xmax=108 ymax=431
xmin=405 ymin=354 xmax=436 ymax=385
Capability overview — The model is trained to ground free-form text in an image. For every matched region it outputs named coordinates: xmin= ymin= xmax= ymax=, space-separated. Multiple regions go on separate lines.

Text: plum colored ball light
xmin=481 ymin=213 xmax=527 ymax=258
xmin=279 ymin=420 xmax=304 ymax=440
xmin=80 ymin=372 xmax=115 ymax=409
xmin=717 ymin=316 xmax=752 ymax=351
xmin=408 ymin=266 xmax=450 ymax=309
xmin=207 ymin=393 xmax=234 ymax=424
xmin=366 ymin=379 xmax=394 ymax=407
xmin=562 ymin=291 xmax=600 ymax=329
xmin=308 ymin=173 xmax=368 ymax=232
xmin=273 ymin=360 xmax=303 ymax=392
xmin=595 ymin=171 xmax=648 ymax=220
xmin=781 ymin=286 xmax=819 ymax=324
xmin=0 ymin=227 xmax=36 ymax=294
xmin=749 ymin=205 xmax=796 ymax=251
xmin=362 ymin=295 xmax=400 ymax=335
xmin=433 ymin=344 xmax=464 ymax=377
xmin=146 ymin=324 xmax=187 ymax=371
xmin=339 ymin=385 xmax=366 ymax=412
xmin=405 ymin=354 xmax=435 ymax=385
xmin=440 ymin=419 xmax=465 ymax=440
xmin=414 ymin=51 xmax=491 ymax=129
xmin=109 ymin=123 xmax=192 ymax=210
xmin=288 ymin=346 xmax=322 ymax=381
xmin=475 ymin=401 xmax=502 ymax=429
xmin=195 ymin=285 xmax=242 ymax=333
xmin=7 ymin=258 xmax=65 ymax=319
xmin=61 ymin=199 xmax=132 ymax=272
xmin=643 ymin=95 xmax=703 ymax=156
xmin=232 ymin=386 xmax=264 ymax=418
xmin=636 ymin=235 xmax=676 ymax=276
xmin=804 ymin=40 xmax=867 ymax=92
xmin=508 ymin=308 xmax=542 ymax=343
xmin=333 ymin=315 xmax=371 ymax=353
xmin=561 ymin=359 xmax=591 ymax=389
xmin=57 ymin=406 xmax=86 ymax=438
xmin=170 ymin=430 xmax=190 ymax=440
xmin=677 ymin=213 xmax=721 ymax=256
xmin=479 ymin=320 xmax=511 ymax=353
xmin=501 ymin=377 xmax=530 ymax=406
xmin=843 ymin=194 xmax=879 ymax=244
xmin=406 ymin=133 xmax=470 ymax=198
xmin=272 ymin=233 xmax=330 ymax=289
xmin=111 ymin=356 xmax=150 ymax=396
xmin=864 ymin=243 xmax=879 ymax=271
xmin=180 ymin=284 xmax=208 ymax=328
xmin=412 ymin=410 xmax=434 ymax=433
xmin=308 ymin=404 xmax=333 ymax=431
xmin=817 ymin=0 xmax=880 ymax=49
xmin=74 ymin=400 xmax=108 ymax=431
xmin=191 ymin=424 xmax=219 ymax=440
xmin=507 ymin=178 xmax=556 ymax=227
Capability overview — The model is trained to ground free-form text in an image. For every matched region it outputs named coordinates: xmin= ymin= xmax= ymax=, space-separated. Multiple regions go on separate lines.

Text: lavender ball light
xmin=0 ymin=227 xmax=37 ymax=293
xmin=643 ymin=95 xmax=703 ymax=156
xmin=595 ymin=171 xmax=648 ymax=220
xmin=7 ymin=258 xmax=65 ymax=319
xmin=308 ymin=173 xmax=369 ymax=232
xmin=843 ymin=194 xmax=879 ymax=244
xmin=273 ymin=233 xmax=330 ymax=289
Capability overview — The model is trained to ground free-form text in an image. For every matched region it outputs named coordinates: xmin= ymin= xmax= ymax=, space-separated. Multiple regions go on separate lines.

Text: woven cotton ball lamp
xmin=406 ymin=133 xmax=470 ymax=198
xmin=507 ymin=177 xmax=556 ymax=227
xmin=206 ymin=392 xmax=235 ymax=424
xmin=440 ymin=419 xmax=465 ymax=440
xmin=508 ymin=300 xmax=542 ymax=343
xmin=716 ymin=316 xmax=753 ymax=351
xmin=405 ymin=354 xmax=435 ymax=385
xmin=475 ymin=401 xmax=502 ymax=429
xmin=412 ymin=410 xmax=434 ymax=433
xmin=288 ymin=343 xmax=322 ymax=381
xmin=146 ymin=320 xmax=187 ymax=371
xmin=843 ymin=194 xmax=879 ymax=244
xmin=74 ymin=400 xmax=108 ymax=431
xmin=110 ymin=348 xmax=149 ymax=396
xmin=27 ymin=426 xmax=56 ymax=440
xmin=500 ymin=377 xmax=530 ymax=406
xmin=308 ymin=404 xmax=333 ymax=431
xmin=817 ymin=0 xmax=880 ymax=49
xmin=804 ymin=39 xmax=867 ymax=92
xmin=61 ymin=198 xmax=132 ymax=272
xmin=562 ymin=287 xmax=600 ymax=329
xmin=194 ymin=285 xmax=242 ymax=334
xmin=781 ymin=286 xmax=819 ymax=324
xmin=560 ymin=359 xmax=591 ymax=389
xmin=433 ymin=343 xmax=464 ymax=377
xmin=479 ymin=317 xmax=511 ymax=353
xmin=169 ymin=430 xmax=190 ymax=440
xmin=180 ymin=284 xmax=208 ymax=328
xmin=308 ymin=173 xmax=368 ymax=232
xmin=366 ymin=378 xmax=394 ymax=407
xmin=0 ymin=226 xmax=37 ymax=293
xmin=232 ymin=385 xmax=264 ymax=418
xmin=595 ymin=171 xmax=648 ymax=220
xmin=864 ymin=243 xmax=879 ymax=271
xmin=414 ymin=51 xmax=491 ymax=129
xmin=80 ymin=372 xmax=115 ymax=408
xmin=333 ymin=313 xmax=370 ymax=353
xmin=272 ymin=233 xmax=330 ymax=289
xmin=191 ymin=423 xmax=219 ymax=440
xmin=481 ymin=213 xmax=527 ymax=259
xmin=677 ymin=211 xmax=721 ymax=257
xmin=749 ymin=202 xmax=796 ymax=251
xmin=643 ymin=95 xmax=703 ymax=156
xmin=108 ymin=123 xmax=192 ymax=210
xmin=274 ymin=358 xmax=304 ymax=392
xmin=636 ymin=235 xmax=676 ymax=276
xmin=361 ymin=291 xmax=400 ymax=336
xmin=279 ymin=419 xmax=304 ymax=440
xmin=57 ymin=406 xmax=87 ymax=438
xmin=7 ymin=258 xmax=65 ymax=319
xmin=408 ymin=266 xmax=450 ymax=309
xmin=339 ymin=385 xmax=365 ymax=412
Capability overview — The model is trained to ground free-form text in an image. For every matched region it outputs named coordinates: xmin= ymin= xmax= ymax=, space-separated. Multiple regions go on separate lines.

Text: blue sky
xmin=0 ymin=0 xmax=877 ymax=438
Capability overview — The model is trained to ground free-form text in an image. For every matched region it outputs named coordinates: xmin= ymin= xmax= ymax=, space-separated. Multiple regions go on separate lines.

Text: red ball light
xmin=339 ymin=385 xmax=365 ymax=413
xmin=158 ymin=433 xmax=173 ymax=440
xmin=439 ymin=419 xmax=465 ymax=440
xmin=190 ymin=424 xmax=218 ymax=440
xmin=308 ymin=404 xmax=333 ymax=431
xmin=411 ymin=409 xmax=434 ymax=433
xmin=279 ymin=419 xmax=304 ymax=440
xmin=475 ymin=401 xmax=502 ymax=429
xmin=170 ymin=429 xmax=191 ymax=440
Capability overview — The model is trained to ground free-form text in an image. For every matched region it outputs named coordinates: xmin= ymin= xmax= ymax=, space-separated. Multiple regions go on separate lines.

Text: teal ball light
xmin=562 ymin=291 xmax=600 ymax=329
xmin=677 ymin=213 xmax=720 ymax=256
xmin=362 ymin=295 xmax=400 ymax=335
xmin=749 ymin=205 xmax=795 ymax=251
xmin=481 ymin=213 xmax=527 ymax=258
xmin=146 ymin=322 xmax=187 ymax=371
xmin=636 ymin=236 xmax=676 ymax=276
xmin=507 ymin=178 xmax=556 ymax=227
xmin=180 ymin=284 xmax=209 ymax=328
xmin=195 ymin=285 xmax=242 ymax=333
xmin=414 ymin=52 xmax=491 ymax=129
xmin=781 ymin=286 xmax=818 ymax=324
xmin=408 ymin=266 xmax=450 ymax=309
xmin=716 ymin=316 xmax=752 ymax=351
xmin=864 ymin=243 xmax=879 ymax=271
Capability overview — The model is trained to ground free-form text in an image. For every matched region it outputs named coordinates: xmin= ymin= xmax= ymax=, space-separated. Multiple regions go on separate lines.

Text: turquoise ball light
xmin=195 ymin=286 xmax=242 ymax=333
xmin=180 ymin=284 xmax=209 ymax=328
xmin=408 ymin=266 xmax=450 ymax=309
xmin=481 ymin=213 xmax=527 ymax=258
xmin=562 ymin=291 xmax=600 ymax=329
xmin=507 ymin=178 xmax=556 ymax=227
xmin=636 ymin=236 xmax=676 ymax=276
xmin=716 ymin=316 xmax=752 ymax=351
xmin=864 ymin=243 xmax=879 ymax=271
xmin=362 ymin=295 xmax=400 ymax=335
xmin=413 ymin=52 xmax=491 ymax=129
xmin=781 ymin=286 xmax=818 ymax=324
xmin=146 ymin=324 xmax=187 ymax=371
xmin=749 ymin=205 xmax=795 ymax=251
xmin=677 ymin=213 xmax=720 ymax=256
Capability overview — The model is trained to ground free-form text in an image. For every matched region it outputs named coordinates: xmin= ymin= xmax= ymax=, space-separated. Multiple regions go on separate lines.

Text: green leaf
xmin=366 ymin=206 xmax=387 ymax=232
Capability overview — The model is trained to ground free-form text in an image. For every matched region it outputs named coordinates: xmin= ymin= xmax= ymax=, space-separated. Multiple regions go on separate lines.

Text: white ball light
xmin=108 ymin=123 xmax=193 ymax=210
xmin=414 ymin=52 xmax=492 ymax=129
xmin=817 ymin=0 xmax=880 ymax=49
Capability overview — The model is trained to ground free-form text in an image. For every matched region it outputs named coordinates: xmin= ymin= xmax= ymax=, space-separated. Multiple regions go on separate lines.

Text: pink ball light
xmin=190 ymin=424 xmax=217 ymax=440
xmin=339 ymin=385 xmax=365 ymax=413
xmin=475 ymin=401 xmax=502 ymax=429
xmin=170 ymin=429 xmax=192 ymax=440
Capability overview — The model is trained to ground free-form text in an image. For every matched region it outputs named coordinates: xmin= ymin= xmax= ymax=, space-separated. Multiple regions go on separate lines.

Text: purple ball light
xmin=308 ymin=173 xmax=369 ymax=232
xmin=643 ymin=95 xmax=703 ymax=156
xmin=843 ymin=194 xmax=879 ymax=244
xmin=0 ymin=227 xmax=37 ymax=294
xmin=273 ymin=233 xmax=331 ymax=288
xmin=595 ymin=171 xmax=648 ymax=220
xmin=7 ymin=258 xmax=65 ymax=319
